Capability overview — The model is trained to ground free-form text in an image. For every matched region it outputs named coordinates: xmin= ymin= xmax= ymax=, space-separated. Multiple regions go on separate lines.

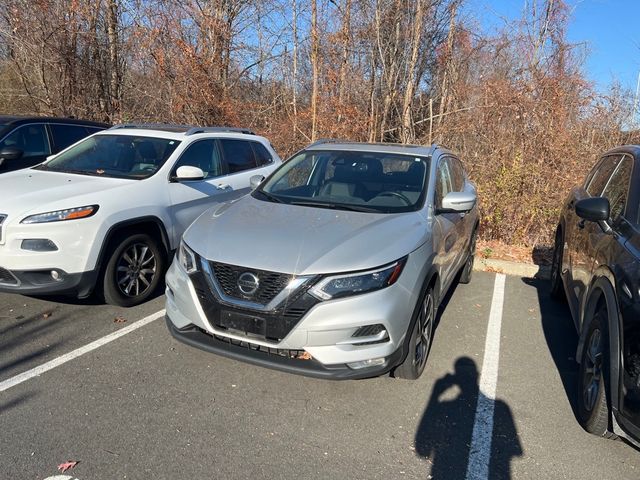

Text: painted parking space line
xmin=465 ymin=273 xmax=506 ymax=480
xmin=0 ymin=309 xmax=165 ymax=393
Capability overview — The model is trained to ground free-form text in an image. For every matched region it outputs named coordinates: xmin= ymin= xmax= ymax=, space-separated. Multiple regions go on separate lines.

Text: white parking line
xmin=0 ymin=309 xmax=165 ymax=393
xmin=465 ymin=273 xmax=506 ymax=480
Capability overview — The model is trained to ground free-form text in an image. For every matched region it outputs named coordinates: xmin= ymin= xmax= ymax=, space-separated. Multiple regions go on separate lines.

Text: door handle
xmin=216 ymin=183 xmax=232 ymax=190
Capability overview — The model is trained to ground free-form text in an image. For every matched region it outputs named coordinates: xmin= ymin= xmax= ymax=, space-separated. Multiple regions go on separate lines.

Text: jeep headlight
xmin=21 ymin=205 xmax=99 ymax=224
xmin=178 ymin=239 xmax=197 ymax=274
xmin=309 ymin=258 xmax=406 ymax=300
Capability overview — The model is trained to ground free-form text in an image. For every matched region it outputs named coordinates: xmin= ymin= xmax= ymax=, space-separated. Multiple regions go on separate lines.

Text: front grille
xmin=190 ymin=269 xmax=320 ymax=342
xmin=211 ymin=332 xmax=307 ymax=359
xmin=210 ymin=261 xmax=292 ymax=305
xmin=0 ymin=267 xmax=18 ymax=285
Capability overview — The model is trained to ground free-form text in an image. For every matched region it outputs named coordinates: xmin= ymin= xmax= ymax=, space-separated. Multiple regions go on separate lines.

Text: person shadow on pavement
xmin=415 ymin=357 xmax=523 ymax=479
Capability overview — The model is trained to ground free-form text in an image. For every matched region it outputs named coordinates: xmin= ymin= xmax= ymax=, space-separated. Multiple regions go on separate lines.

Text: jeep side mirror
xmin=175 ymin=165 xmax=205 ymax=181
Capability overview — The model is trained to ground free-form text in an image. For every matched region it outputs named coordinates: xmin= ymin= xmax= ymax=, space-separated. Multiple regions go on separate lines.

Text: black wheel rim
xmin=414 ymin=291 xmax=434 ymax=370
xmin=551 ymin=240 xmax=562 ymax=287
xmin=115 ymin=242 xmax=157 ymax=298
xmin=582 ymin=327 xmax=603 ymax=412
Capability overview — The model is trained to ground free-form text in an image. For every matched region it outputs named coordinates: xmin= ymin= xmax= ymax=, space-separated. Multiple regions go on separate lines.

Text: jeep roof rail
xmin=185 ymin=126 xmax=256 ymax=136
xmin=109 ymin=123 xmax=192 ymax=133
xmin=307 ymin=138 xmax=352 ymax=147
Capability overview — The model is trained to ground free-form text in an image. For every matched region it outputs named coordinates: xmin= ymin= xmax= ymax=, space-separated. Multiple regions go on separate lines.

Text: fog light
xmin=347 ymin=357 xmax=386 ymax=370
xmin=51 ymin=270 xmax=63 ymax=281
xmin=21 ymin=239 xmax=58 ymax=252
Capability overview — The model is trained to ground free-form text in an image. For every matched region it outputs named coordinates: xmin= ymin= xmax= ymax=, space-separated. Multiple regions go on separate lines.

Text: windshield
xmin=37 ymin=134 xmax=180 ymax=179
xmin=256 ymin=149 xmax=429 ymax=213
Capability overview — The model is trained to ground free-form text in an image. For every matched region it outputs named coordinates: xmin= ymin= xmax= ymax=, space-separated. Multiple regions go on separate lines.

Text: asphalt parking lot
xmin=1 ymin=271 xmax=639 ymax=479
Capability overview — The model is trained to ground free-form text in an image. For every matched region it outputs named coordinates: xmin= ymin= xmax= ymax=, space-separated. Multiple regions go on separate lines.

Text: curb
xmin=473 ymin=257 xmax=551 ymax=280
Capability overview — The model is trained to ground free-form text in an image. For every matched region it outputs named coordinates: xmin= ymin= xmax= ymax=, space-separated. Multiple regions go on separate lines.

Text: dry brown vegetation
xmin=0 ymin=0 xmax=636 ymax=247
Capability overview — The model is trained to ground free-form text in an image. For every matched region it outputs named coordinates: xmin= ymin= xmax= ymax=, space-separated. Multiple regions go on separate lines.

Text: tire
xmin=577 ymin=308 xmax=613 ymax=437
xmin=102 ymin=233 xmax=165 ymax=307
xmin=394 ymin=286 xmax=435 ymax=380
xmin=550 ymin=228 xmax=565 ymax=301
xmin=459 ymin=228 xmax=477 ymax=285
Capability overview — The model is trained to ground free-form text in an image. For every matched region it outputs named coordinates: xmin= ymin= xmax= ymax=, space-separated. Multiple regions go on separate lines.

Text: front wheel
xmin=577 ymin=309 xmax=614 ymax=438
xmin=459 ymin=229 xmax=477 ymax=284
xmin=394 ymin=286 xmax=435 ymax=380
xmin=102 ymin=233 xmax=165 ymax=307
xmin=550 ymin=228 xmax=565 ymax=301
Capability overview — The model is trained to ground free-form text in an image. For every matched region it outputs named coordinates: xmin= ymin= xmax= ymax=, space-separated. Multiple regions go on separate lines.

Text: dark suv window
xmin=173 ymin=140 xmax=224 ymax=179
xmin=601 ymin=155 xmax=633 ymax=223
xmin=0 ymin=124 xmax=50 ymax=156
xmin=219 ymin=139 xmax=257 ymax=173
xmin=50 ymin=124 xmax=94 ymax=152
xmin=587 ymin=155 xmax=621 ymax=196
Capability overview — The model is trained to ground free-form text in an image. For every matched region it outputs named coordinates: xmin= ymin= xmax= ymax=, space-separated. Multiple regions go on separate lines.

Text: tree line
xmin=0 ymin=0 xmax=634 ymax=246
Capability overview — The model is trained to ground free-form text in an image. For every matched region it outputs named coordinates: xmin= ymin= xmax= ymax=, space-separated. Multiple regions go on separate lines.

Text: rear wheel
xmin=550 ymin=228 xmax=565 ymax=301
xmin=395 ymin=286 xmax=435 ymax=380
xmin=577 ymin=308 xmax=614 ymax=438
xmin=102 ymin=233 xmax=165 ymax=307
xmin=459 ymin=228 xmax=477 ymax=284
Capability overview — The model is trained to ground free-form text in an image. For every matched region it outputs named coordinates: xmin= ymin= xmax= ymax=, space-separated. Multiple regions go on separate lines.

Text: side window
xmin=447 ymin=157 xmax=465 ymax=192
xmin=251 ymin=142 xmax=273 ymax=167
xmin=0 ymin=124 xmax=50 ymax=156
xmin=219 ymin=139 xmax=257 ymax=174
xmin=49 ymin=124 xmax=91 ymax=152
xmin=586 ymin=155 xmax=621 ymax=196
xmin=601 ymin=155 xmax=633 ymax=223
xmin=173 ymin=140 xmax=224 ymax=179
xmin=435 ymin=159 xmax=453 ymax=207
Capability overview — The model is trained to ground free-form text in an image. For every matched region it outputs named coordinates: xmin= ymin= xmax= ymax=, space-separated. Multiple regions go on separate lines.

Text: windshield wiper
xmin=289 ymin=200 xmax=379 ymax=213
xmin=256 ymin=190 xmax=285 ymax=203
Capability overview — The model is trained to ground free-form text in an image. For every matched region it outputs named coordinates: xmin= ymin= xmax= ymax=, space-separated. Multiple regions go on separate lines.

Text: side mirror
xmin=576 ymin=197 xmax=612 ymax=234
xmin=175 ymin=165 xmax=205 ymax=181
xmin=438 ymin=191 xmax=477 ymax=213
xmin=250 ymin=174 xmax=265 ymax=189
xmin=0 ymin=147 xmax=24 ymax=161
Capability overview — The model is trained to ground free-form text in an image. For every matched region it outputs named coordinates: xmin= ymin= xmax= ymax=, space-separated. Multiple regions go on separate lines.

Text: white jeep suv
xmin=0 ymin=125 xmax=281 ymax=306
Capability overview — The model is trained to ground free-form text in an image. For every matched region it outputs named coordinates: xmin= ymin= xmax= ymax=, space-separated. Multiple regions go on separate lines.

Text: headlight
xmin=178 ymin=239 xmax=197 ymax=273
xmin=309 ymin=258 xmax=406 ymax=300
xmin=21 ymin=205 xmax=99 ymax=224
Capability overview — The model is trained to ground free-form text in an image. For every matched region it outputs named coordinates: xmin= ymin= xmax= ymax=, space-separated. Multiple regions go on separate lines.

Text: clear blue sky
xmin=469 ymin=0 xmax=640 ymax=92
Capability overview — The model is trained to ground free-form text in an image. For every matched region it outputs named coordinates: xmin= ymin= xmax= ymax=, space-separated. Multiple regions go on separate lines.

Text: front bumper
xmin=166 ymin=315 xmax=405 ymax=380
xmin=165 ymin=250 xmax=424 ymax=378
xmin=0 ymin=267 xmax=98 ymax=297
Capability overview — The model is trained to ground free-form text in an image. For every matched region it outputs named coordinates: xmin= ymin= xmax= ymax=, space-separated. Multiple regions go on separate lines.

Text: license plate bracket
xmin=218 ymin=310 xmax=266 ymax=337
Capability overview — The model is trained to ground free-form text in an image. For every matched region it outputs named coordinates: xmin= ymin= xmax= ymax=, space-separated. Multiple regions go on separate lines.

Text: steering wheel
xmin=375 ymin=191 xmax=412 ymax=205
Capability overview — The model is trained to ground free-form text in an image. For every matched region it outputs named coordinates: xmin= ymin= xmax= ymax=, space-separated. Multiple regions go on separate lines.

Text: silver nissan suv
xmin=165 ymin=141 xmax=478 ymax=380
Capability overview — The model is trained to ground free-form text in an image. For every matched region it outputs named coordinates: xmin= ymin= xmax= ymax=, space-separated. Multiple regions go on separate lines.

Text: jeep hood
xmin=184 ymin=194 xmax=429 ymax=275
xmin=0 ymin=169 xmax=132 ymax=219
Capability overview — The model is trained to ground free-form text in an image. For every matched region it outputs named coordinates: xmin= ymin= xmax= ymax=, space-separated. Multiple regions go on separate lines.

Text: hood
xmin=0 ymin=169 xmax=133 ymax=219
xmin=184 ymin=194 xmax=429 ymax=275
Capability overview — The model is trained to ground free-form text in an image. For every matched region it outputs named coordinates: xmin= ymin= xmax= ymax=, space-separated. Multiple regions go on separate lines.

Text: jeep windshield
xmin=255 ymin=149 xmax=429 ymax=213
xmin=36 ymin=134 xmax=180 ymax=179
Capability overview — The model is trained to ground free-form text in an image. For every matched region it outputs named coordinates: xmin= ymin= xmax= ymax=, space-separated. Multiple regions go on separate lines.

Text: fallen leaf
xmin=42 ymin=312 xmax=52 ymax=319
xmin=114 ymin=315 xmax=127 ymax=323
xmin=298 ymin=351 xmax=312 ymax=360
xmin=58 ymin=460 xmax=79 ymax=473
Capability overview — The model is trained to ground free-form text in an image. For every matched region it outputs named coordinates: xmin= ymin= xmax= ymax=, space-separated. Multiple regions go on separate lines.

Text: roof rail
xmin=109 ymin=123 xmax=192 ymax=132
xmin=307 ymin=138 xmax=352 ymax=147
xmin=185 ymin=126 xmax=256 ymax=136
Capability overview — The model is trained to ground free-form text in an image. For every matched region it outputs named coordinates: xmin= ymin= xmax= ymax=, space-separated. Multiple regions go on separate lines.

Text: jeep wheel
xmin=103 ymin=234 xmax=164 ymax=307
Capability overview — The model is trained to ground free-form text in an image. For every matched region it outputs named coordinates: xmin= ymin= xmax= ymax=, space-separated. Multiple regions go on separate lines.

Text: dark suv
xmin=550 ymin=145 xmax=640 ymax=445
xmin=0 ymin=116 xmax=109 ymax=173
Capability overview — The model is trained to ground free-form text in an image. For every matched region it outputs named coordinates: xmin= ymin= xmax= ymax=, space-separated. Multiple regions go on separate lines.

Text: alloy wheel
xmin=582 ymin=327 xmax=603 ymax=412
xmin=115 ymin=242 xmax=157 ymax=298
xmin=414 ymin=291 xmax=434 ymax=369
